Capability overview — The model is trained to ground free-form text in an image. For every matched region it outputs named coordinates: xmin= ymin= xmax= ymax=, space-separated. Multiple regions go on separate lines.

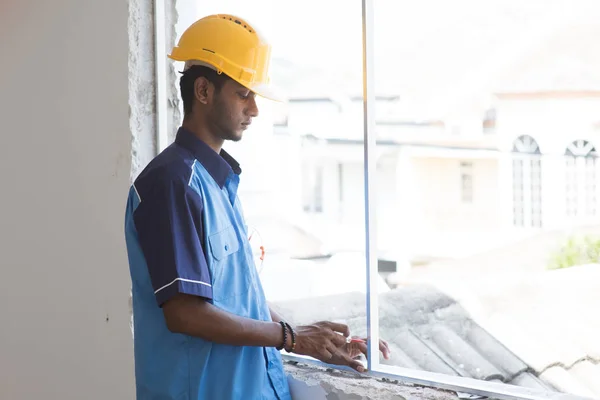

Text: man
xmin=124 ymin=14 xmax=390 ymax=400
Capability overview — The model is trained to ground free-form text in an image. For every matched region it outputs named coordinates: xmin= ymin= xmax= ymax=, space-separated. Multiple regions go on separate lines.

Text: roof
xmin=402 ymin=227 xmax=600 ymax=399
xmin=454 ymin=265 xmax=600 ymax=399
xmin=272 ymin=282 xmax=598 ymax=398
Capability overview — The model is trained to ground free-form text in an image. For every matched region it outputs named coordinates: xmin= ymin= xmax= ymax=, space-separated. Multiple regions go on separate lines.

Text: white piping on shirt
xmin=154 ymin=277 xmax=212 ymax=294
xmin=133 ymin=183 xmax=142 ymax=202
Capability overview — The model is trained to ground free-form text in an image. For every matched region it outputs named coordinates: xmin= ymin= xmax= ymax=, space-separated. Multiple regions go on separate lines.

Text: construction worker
xmin=124 ymin=14 xmax=390 ymax=400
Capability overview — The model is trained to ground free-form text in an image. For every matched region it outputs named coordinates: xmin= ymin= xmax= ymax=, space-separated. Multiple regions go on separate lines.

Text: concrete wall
xmin=0 ymin=0 xmax=176 ymax=398
xmin=129 ymin=0 xmax=181 ymax=179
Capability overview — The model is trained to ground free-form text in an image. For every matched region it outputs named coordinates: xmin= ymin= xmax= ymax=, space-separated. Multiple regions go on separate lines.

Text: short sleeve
xmin=133 ymin=175 xmax=212 ymax=306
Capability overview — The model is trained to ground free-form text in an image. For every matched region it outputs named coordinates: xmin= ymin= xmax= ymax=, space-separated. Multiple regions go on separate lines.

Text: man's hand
xmin=293 ymin=321 xmax=350 ymax=360
xmin=328 ymin=337 xmax=391 ymax=373
xmin=345 ymin=337 xmax=391 ymax=360
xmin=291 ymin=322 xmax=391 ymax=373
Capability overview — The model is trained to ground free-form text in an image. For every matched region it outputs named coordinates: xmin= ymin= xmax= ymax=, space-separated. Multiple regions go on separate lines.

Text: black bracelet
xmin=284 ymin=322 xmax=296 ymax=353
xmin=276 ymin=321 xmax=287 ymax=351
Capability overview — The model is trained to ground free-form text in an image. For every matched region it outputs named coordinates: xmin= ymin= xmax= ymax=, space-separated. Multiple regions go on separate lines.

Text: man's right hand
xmin=292 ymin=321 xmax=350 ymax=361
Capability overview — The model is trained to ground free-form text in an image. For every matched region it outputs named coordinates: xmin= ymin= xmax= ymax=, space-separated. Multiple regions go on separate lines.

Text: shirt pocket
xmin=208 ymin=224 xmax=250 ymax=302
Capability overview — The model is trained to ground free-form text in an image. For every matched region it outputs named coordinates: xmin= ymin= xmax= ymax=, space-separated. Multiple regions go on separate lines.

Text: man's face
xmin=208 ymin=80 xmax=259 ymax=142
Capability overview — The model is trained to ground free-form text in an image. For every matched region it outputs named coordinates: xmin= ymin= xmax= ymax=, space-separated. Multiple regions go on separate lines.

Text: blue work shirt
xmin=124 ymin=127 xmax=291 ymax=400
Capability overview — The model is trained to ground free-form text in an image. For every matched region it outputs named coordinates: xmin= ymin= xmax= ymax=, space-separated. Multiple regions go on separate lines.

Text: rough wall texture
xmin=285 ymin=363 xmax=459 ymax=400
xmin=165 ymin=1 xmax=181 ymax=139
xmin=127 ymin=0 xmax=181 ymax=332
xmin=128 ymin=0 xmax=181 ymax=182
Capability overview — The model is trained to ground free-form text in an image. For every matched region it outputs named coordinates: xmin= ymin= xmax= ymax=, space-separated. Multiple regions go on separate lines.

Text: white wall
xmin=497 ymin=95 xmax=600 ymax=229
xmin=0 ymin=2 xmax=134 ymax=399
xmin=412 ymin=157 xmax=500 ymax=232
xmin=496 ymin=96 xmax=600 ymax=154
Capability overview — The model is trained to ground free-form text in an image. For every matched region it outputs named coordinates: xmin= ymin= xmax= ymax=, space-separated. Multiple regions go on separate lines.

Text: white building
xmin=264 ymin=17 xmax=600 ymax=267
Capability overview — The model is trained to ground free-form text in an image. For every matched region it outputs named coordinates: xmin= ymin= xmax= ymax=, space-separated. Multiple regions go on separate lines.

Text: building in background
xmin=249 ymin=11 xmax=600 ymax=274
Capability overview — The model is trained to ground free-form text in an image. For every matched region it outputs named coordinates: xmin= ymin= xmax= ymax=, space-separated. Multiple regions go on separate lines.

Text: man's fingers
xmin=319 ymin=349 xmax=333 ymax=361
xmin=330 ymin=333 xmax=347 ymax=347
xmin=379 ymin=339 xmax=391 ymax=359
xmin=356 ymin=338 xmax=391 ymax=359
xmin=323 ymin=322 xmax=350 ymax=337
xmin=356 ymin=342 xmax=368 ymax=358
xmin=346 ymin=357 xmax=366 ymax=373
xmin=326 ymin=342 xmax=339 ymax=357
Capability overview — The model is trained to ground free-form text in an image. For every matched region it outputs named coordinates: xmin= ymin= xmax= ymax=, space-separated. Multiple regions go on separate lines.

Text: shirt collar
xmin=175 ymin=127 xmax=241 ymax=188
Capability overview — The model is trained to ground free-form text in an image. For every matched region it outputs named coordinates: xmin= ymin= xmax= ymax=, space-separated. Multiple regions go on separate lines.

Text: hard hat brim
xmin=178 ymin=59 xmax=286 ymax=103
xmin=250 ymin=83 xmax=285 ymax=103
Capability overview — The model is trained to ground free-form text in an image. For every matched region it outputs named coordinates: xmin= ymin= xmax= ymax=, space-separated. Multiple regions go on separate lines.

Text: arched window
xmin=512 ymin=135 xmax=542 ymax=228
xmin=565 ymin=140 xmax=597 ymax=218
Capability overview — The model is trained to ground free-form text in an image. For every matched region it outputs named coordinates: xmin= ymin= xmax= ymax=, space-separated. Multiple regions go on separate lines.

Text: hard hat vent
xmin=221 ymin=15 xmax=253 ymax=33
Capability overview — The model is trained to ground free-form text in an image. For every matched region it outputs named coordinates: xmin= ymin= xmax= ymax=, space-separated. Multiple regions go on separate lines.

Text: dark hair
xmin=180 ymin=65 xmax=230 ymax=117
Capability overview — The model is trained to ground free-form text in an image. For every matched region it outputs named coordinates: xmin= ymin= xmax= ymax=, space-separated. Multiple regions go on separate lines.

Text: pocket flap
xmin=208 ymin=225 xmax=240 ymax=261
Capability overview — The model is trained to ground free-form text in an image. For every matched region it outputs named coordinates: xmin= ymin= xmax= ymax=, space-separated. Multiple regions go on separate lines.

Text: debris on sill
xmin=284 ymin=361 xmax=460 ymax=400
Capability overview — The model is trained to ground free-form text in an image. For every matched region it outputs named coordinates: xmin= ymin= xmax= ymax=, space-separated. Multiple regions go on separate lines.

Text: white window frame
xmin=283 ymin=1 xmax=587 ymax=399
xmin=512 ymin=135 xmax=543 ymax=228
xmin=460 ymin=161 xmax=474 ymax=204
xmin=164 ymin=1 xmax=589 ymax=398
xmin=565 ymin=140 xmax=598 ymax=220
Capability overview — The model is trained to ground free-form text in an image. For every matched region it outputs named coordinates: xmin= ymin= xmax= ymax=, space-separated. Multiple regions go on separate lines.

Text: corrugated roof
xmin=406 ymin=232 xmax=600 ymax=399
xmin=274 ymin=286 xmax=555 ymax=392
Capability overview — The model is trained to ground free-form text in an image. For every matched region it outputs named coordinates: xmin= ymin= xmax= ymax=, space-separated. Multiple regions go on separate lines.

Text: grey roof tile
xmin=509 ymin=372 xmax=553 ymax=391
xmin=464 ymin=324 xmax=528 ymax=379
xmin=392 ymin=329 xmax=458 ymax=376
xmin=380 ymin=343 xmax=421 ymax=370
xmin=274 ymin=284 xmax=598 ymax=397
xmin=418 ymin=324 xmax=504 ymax=381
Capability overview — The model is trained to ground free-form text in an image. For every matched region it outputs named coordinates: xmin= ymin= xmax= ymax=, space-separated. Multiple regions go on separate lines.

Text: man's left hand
xmin=329 ymin=337 xmax=391 ymax=373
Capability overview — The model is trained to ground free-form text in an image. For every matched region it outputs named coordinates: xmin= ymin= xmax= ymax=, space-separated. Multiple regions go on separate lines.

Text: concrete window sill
xmin=285 ymin=361 xmax=460 ymax=400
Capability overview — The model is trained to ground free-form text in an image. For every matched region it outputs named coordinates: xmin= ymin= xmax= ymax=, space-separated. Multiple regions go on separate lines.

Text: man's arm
xmin=134 ymin=173 xmax=367 ymax=370
xmin=163 ymin=294 xmax=361 ymax=368
xmin=163 ymin=294 xmax=283 ymax=347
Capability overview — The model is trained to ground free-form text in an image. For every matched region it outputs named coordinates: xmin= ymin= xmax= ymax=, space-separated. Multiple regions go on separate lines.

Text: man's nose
xmin=247 ymin=96 xmax=259 ymax=118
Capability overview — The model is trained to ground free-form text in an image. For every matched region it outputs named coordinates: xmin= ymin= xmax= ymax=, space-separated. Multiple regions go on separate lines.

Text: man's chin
xmin=228 ymin=132 xmax=244 ymax=142
xmin=220 ymin=129 xmax=244 ymax=143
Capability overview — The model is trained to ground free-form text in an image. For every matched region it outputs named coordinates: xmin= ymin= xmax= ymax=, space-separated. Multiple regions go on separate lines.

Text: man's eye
xmin=238 ymin=92 xmax=250 ymax=99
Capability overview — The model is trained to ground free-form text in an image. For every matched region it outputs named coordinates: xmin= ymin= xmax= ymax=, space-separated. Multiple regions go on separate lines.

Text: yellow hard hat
xmin=169 ymin=14 xmax=282 ymax=102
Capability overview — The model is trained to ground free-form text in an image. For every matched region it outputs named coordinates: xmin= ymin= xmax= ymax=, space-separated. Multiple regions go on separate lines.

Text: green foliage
xmin=548 ymin=234 xmax=600 ymax=269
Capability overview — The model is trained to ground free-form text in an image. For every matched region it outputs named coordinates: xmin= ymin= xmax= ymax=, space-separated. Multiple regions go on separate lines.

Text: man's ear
xmin=194 ymin=77 xmax=211 ymax=105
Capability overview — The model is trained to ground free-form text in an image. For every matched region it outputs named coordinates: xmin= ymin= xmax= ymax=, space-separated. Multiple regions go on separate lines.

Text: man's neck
xmin=182 ymin=119 xmax=224 ymax=154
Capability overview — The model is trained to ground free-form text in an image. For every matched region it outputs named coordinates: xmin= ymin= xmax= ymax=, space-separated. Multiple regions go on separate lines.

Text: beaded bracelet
xmin=284 ymin=322 xmax=296 ymax=353
xmin=276 ymin=321 xmax=287 ymax=351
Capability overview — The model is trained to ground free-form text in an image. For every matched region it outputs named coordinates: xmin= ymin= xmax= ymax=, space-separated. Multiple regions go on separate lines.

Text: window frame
xmin=284 ymin=1 xmax=588 ymax=399
xmin=167 ymin=1 xmax=591 ymax=399
xmin=460 ymin=161 xmax=474 ymax=204
xmin=565 ymin=140 xmax=598 ymax=219
xmin=511 ymin=135 xmax=543 ymax=228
